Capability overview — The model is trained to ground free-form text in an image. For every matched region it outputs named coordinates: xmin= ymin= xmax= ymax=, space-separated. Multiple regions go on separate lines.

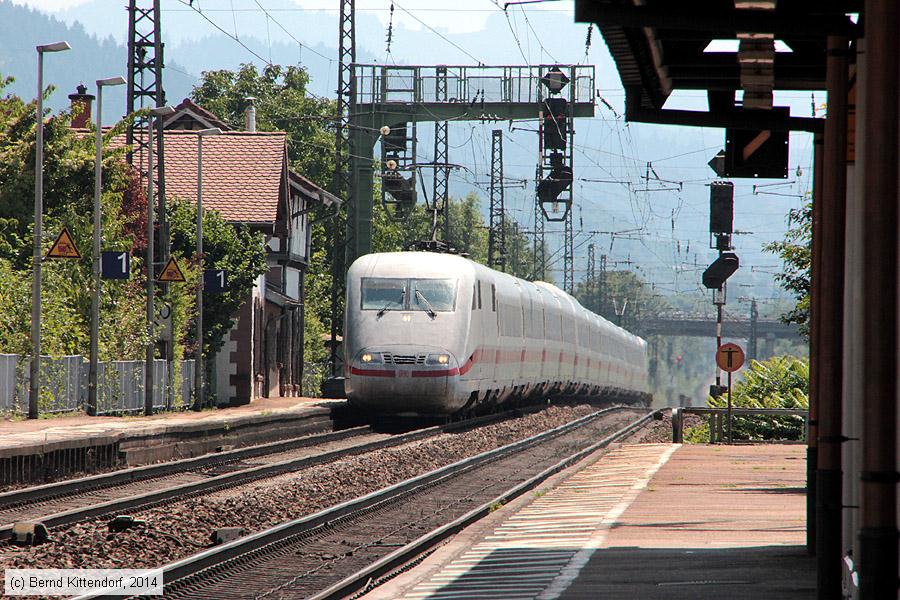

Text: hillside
xmin=0 ymin=0 xmax=194 ymax=122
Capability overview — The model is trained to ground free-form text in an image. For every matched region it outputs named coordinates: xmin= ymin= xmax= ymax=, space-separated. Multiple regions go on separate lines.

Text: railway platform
xmin=0 ymin=396 xmax=342 ymax=484
xmin=366 ymin=442 xmax=812 ymax=600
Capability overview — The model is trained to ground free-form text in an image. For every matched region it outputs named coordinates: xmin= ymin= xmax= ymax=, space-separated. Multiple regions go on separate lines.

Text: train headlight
xmin=425 ymin=353 xmax=450 ymax=366
xmin=360 ymin=352 xmax=383 ymax=364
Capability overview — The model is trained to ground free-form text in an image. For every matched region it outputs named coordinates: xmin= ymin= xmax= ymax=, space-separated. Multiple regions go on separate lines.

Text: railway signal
xmin=709 ymin=181 xmax=734 ymax=251
xmin=702 ymin=252 xmax=740 ymax=290
xmin=537 ymin=161 xmax=574 ymax=205
xmin=542 ymin=97 xmax=568 ymax=150
xmin=724 ymin=123 xmax=789 ymax=179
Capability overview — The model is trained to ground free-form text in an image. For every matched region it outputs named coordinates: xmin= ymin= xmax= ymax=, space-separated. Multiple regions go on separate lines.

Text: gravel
xmin=0 ymin=403 xmax=615 ymax=575
xmin=630 ymin=410 xmax=705 ymax=444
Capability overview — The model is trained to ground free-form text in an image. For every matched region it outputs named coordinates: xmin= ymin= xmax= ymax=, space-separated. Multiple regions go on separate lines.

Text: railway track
xmin=0 ymin=413 xmax=508 ymax=538
xmin=76 ymin=407 xmax=657 ymax=600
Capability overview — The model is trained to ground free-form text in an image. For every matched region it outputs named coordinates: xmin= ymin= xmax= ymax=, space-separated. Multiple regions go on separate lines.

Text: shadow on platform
xmin=417 ymin=545 xmax=814 ymax=600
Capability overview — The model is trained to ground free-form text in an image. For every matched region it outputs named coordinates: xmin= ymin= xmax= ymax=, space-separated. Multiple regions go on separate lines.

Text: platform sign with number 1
xmin=101 ymin=251 xmax=130 ymax=280
xmin=204 ymin=269 xmax=227 ymax=294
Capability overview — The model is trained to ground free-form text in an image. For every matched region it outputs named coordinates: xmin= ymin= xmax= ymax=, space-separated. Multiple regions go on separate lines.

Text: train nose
xmin=350 ymin=348 xmax=459 ymax=375
xmin=347 ymin=347 xmax=462 ymax=414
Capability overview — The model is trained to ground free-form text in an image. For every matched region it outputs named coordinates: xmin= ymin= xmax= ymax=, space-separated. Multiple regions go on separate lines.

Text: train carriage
xmin=344 ymin=251 xmax=649 ymax=416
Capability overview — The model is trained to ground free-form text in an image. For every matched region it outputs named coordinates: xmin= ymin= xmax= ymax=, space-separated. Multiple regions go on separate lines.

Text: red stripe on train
xmin=349 ymin=367 xmax=396 ymax=377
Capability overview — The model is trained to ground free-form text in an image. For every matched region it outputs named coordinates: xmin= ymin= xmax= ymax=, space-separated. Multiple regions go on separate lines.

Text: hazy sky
xmin=14 ymin=0 xmax=572 ymax=35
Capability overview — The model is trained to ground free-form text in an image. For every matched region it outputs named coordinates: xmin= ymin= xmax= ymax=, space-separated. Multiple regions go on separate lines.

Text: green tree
xmin=698 ymin=355 xmax=809 ymax=441
xmin=763 ymin=202 xmax=811 ymax=338
xmin=190 ymin=63 xmax=335 ymax=190
xmin=0 ymin=74 xmax=150 ymax=361
xmin=167 ymin=200 xmax=268 ymax=358
xmin=191 ymin=64 xmax=339 ymax=393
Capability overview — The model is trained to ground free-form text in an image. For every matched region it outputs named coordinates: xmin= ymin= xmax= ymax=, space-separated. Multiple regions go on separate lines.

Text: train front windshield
xmin=361 ymin=278 xmax=457 ymax=312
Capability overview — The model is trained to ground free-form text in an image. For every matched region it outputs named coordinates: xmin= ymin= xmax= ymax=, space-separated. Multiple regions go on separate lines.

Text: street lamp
xmin=193 ymin=127 xmax=222 ymax=411
xmin=87 ymin=76 xmax=126 ymax=417
xmin=613 ymin=297 xmax=628 ymax=327
xmin=144 ymin=105 xmax=175 ymax=417
xmin=29 ymin=41 xmax=71 ymax=420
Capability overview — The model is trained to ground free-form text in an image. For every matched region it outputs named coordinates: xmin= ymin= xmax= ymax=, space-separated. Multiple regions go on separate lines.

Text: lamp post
xmin=144 ymin=105 xmax=175 ymax=417
xmin=87 ymin=76 xmax=126 ymax=417
xmin=613 ymin=297 xmax=628 ymax=327
xmin=193 ymin=127 xmax=222 ymax=411
xmin=29 ymin=41 xmax=71 ymax=420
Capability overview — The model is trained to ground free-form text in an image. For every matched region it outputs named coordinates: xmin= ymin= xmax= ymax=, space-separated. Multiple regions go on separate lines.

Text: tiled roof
xmin=164 ymin=98 xmax=232 ymax=131
xmin=162 ymin=130 xmax=287 ymax=225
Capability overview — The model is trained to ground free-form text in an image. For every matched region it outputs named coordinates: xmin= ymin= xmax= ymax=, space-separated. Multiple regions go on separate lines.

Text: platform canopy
xmin=575 ymin=0 xmax=861 ymax=133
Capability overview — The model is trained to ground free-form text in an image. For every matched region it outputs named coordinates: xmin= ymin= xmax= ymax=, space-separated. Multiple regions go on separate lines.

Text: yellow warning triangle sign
xmin=157 ymin=257 xmax=186 ymax=283
xmin=46 ymin=227 xmax=81 ymax=259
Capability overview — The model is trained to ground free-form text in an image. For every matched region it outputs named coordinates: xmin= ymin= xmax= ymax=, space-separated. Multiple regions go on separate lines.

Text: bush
xmin=688 ymin=355 xmax=809 ymax=441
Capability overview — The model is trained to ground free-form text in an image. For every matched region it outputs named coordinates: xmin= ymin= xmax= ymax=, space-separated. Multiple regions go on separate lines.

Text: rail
xmin=671 ymin=407 xmax=809 ymax=443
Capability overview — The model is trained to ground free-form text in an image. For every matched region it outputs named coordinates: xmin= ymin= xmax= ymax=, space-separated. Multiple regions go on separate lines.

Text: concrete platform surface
xmin=0 ymin=396 xmax=341 ymax=458
xmin=366 ymin=443 xmax=812 ymax=600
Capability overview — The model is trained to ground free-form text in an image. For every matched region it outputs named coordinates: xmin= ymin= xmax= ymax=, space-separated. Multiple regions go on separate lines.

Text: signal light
xmin=382 ymin=170 xmax=416 ymax=206
xmin=542 ymin=97 xmax=568 ymax=151
xmin=709 ymin=181 xmax=734 ymax=251
xmin=537 ymin=163 xmax=573 ymax=204
xmin=382 ymin=123 xmax=408 ymax=154
xmin=702 ymin=252 xmax=740 ymax=290
xmin=540 ymin=67 xmax=570 ymax=94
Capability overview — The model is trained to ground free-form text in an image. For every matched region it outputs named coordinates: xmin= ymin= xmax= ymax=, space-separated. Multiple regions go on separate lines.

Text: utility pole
xmin=563 ymin=201 xmax=574 ymax=293
xmin=433 ymin=66 xmax=450 ymax=243
xmin=511 ymin=222 xmax=520 ymax=276
xmin=587 ymin=243 xmax=596 ymax=311
xmin=488 ymin=129 xmax=506 ymax=271
xmin=127 ymin=0 xmax=171 ymax=404
xmin=325 ymin=0 xmax=355 ymax=394
xmin=598 ymin=254 xmax=607 ymax=316
xmin=533 ymin=164 xmax=545 ymax=280
xmin=748 ymin=298 xmax=759 ymax=361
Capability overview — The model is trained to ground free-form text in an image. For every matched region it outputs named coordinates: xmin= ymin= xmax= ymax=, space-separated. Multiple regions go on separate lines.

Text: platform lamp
xmin=87 ymin=75 xmax=126 ymax=417
xmin=29 ymin=41 xmax=71 ymax=420
xmin=193 ymin=127 xmax=222 ymax=412
xmin=144 ymin=105 xmax=176 ymax=417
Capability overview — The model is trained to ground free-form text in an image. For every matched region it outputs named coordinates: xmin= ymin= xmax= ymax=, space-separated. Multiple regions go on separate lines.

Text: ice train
xmin=344 ymin=251 xmax=650 ymax=416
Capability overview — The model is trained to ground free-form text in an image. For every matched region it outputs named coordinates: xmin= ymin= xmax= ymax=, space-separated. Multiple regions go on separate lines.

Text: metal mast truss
xmin=328 ymin=0 xmax=355 ymax=381
xmin=533 ymin=164 xmax=546 ymax=281
xmin=433 ymin=67 xmax=450 ymax=241
xmin=128 ymin=0 xmax=171 ymax=402
xmin=587 ymin=243 xmax=596 ymax=310
xmin=488 ymin=129 xmax=506 ymax=270
xmin=599 ymin=254 xmax=608 ymax=315
xmin=346 ymin=64 xmax=595 ymax=267
xmin=563 ymin=199 xmax=575 ymax=292
xmin=127 ymin=0 xmax=165 ymax=206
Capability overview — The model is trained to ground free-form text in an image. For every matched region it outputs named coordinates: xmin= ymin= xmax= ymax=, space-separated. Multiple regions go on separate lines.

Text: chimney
xmin=69 ymin=83 xmax=95 ymax=129
xmin=244 ymin=97 xmax=257 ymax=132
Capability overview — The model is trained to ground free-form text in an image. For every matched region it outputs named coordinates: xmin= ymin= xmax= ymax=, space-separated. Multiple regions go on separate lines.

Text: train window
xmin=412 ymin=279 xmax=457 ymax=312
xmin=491 ymin=284 xmax=497 ymax=312
xmin=562 ymin=318 xmax=575 ymax=343
xmin=477 ymin=281 xmax=482 ymax=309
xmin=361 ymin=278 xmax=407 ymax=311
xmin=499 ymin=303 xmax=523 ymax=337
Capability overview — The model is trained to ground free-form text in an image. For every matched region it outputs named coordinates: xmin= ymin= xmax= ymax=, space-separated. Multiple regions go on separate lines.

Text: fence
xmin=671 ymin=407 xmax=809 ymax=443
xmin=0 ymin=354 xmax=195 ymax=415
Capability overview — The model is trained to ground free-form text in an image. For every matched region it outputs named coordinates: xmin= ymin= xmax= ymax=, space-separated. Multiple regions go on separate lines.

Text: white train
xmin=344 ymin=251 xmax=650 ymax=415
